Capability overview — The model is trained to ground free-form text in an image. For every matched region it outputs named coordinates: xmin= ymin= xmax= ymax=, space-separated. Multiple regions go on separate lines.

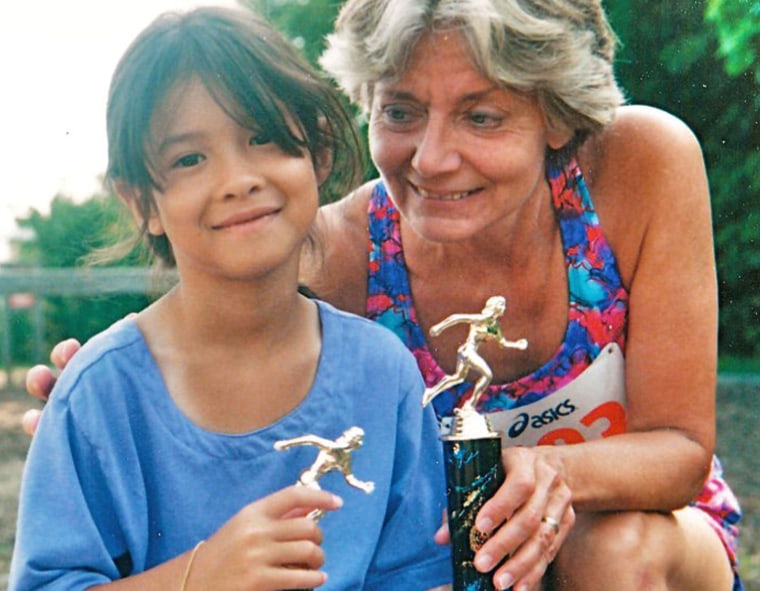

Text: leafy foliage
xmin=10 ymin=192 xmax=152 ymax=362
xmin=606 ymin=0 xmax=759 ymax=356
xmin=706 ymin=0 xmax=760 ymax=80
xmin=247 ymin=0 xmax=342 ymax=65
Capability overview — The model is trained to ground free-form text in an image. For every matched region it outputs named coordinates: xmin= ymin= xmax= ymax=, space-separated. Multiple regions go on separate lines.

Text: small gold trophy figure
xmin=274 ymin=426 xmax=375 ymax=521
xmin=423 ymin=296 xmax=527 ymax=591
xmin=274 ymin=427 xmax=374 ymax=591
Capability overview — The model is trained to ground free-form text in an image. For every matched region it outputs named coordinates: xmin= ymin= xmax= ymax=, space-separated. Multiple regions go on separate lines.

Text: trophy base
xmin=442 ymin=425 xmax=507 ymax=591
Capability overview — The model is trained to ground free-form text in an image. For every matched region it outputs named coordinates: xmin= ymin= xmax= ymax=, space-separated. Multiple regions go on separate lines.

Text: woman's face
xmin=368 ymin=31 xmax=571 ymax=244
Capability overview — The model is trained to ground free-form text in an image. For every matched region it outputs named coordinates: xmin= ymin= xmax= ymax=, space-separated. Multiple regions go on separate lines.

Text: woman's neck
xmin=402 ymin=179 xmax=558 ymax=278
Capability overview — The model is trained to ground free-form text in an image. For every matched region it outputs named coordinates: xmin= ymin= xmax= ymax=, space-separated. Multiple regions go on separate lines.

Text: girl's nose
xmin=411 ymin=118 xmax=461 ymax=176
xmin=216 ymin=149 xmax=264 ymax=199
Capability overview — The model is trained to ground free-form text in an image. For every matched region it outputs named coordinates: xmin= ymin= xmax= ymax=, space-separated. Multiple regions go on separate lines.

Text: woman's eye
xmin=250 ymin=132 xmax=272 ymax=146
xmin=467 ymin=111 xmax=504 ymax=128
xmin=380 ymin=104 xmax=419 ymax=125
xmin=172 ymin=153 xmax=205 ymax=169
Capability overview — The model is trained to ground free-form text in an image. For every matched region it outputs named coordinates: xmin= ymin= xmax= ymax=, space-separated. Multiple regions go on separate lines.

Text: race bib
xmin=440 ymin=343 xmax=627 ymax=447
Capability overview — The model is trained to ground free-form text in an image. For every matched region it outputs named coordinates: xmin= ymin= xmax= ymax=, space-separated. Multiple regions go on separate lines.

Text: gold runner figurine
xmin=422 ymin=296 xmax=528 ymax=437
xmin=275 ymin=426 xmax=375 ymax=520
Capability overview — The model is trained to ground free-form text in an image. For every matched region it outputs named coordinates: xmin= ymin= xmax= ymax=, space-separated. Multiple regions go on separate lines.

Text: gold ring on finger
xmin=541 ymin=515 xmax=560 ymax=535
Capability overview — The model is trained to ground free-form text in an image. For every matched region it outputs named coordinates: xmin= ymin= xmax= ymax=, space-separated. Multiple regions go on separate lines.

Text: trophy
xmin=274 ymin=427 xmax=375 ymax=591
xmin=422 ymin=296 xmax=527 ymax=591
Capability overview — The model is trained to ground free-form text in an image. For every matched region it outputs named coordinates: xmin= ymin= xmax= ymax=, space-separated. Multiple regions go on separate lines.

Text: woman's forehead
xmin=373 ymin=32 xmax=497 ymax=98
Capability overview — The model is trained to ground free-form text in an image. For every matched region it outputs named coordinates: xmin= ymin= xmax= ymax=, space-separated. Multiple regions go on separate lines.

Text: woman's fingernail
xmin=476 ymin=516 xmax=494 ymax=533
xmin=474 ymin=553 xmax=494 ymax=572
xmin=497 ymin=573 xmax=514 ymax=590
xmin=332 ymin=495 xmax=344 ymax=508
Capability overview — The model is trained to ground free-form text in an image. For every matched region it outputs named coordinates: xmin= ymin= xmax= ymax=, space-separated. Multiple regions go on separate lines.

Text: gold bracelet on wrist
xmin=179 ymin=540 xmax=205 ymax=591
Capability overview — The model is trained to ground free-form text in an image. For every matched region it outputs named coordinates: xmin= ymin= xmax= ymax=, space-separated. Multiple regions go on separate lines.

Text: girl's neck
xmin=149 ymin=258 xmax=305 ymax=346
xmin=135 ymin=273 xmax=322 ymax=434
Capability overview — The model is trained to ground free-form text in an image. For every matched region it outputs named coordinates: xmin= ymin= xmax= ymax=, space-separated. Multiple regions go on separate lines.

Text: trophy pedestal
xmin=442 ymin=408 xmax=507 ymax=591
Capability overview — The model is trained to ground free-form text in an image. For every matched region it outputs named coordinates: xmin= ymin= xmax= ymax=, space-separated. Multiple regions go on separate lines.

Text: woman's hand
xmin=22 ymin=338 xmax=82 ymax=436
xmin=187 ymin=486 xmax=343 ymax=591
xmin=435 ymin=446 xmax=574 ymax=590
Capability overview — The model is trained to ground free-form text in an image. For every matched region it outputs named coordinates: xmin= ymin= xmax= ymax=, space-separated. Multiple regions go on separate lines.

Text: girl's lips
xmin=409 ymin=182 xmax=479 ymax=201
xmin=212 ymin=206 xmax=280 ymax=230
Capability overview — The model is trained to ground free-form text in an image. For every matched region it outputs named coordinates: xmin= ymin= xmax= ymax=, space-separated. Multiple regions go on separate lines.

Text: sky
xmin=0 ymin=0 xmax=239 ymax=262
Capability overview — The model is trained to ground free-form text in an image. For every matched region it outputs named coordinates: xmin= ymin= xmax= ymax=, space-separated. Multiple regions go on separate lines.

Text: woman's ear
xmin=546 ymin=122 xmax=574 ymax=151
xmin=115 ymin=182 xmax=165 ymax=236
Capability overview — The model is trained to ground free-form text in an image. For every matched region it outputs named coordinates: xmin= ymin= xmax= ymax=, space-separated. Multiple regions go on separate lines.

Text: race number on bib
xmin=440 ymin=343 xmax=627 ymax=447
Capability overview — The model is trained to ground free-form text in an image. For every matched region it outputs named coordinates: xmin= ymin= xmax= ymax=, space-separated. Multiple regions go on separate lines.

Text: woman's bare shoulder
xmin=590 ymin=105 xmax=703 ymax=172
xmin=579 ymin=105 xmax=709 ymax=285
xmin=300 ymin=181 xmax=376 ymax=315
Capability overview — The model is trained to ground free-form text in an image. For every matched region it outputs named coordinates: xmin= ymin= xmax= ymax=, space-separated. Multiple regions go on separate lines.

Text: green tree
xmin=247 ymin=0 xmax=342 ymax=65
xmin=246 ymin=0 xmax=375 ymax=190
xmin=606 ymin=0 xmax=759 ymax=357
xmin=706 ymin=0 xmax=760 ymax=80
xmin=13 ymin=191 xmax=152 ymax=358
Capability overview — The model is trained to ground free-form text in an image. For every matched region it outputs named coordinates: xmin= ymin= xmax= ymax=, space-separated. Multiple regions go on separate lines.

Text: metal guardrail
xmin=0 ymin=267 xmax=175 ymax=296
xmin=0 ymin=267 xmax=176 ymax=389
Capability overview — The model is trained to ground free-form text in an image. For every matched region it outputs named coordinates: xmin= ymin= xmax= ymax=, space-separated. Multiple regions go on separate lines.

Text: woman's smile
xmin=410 ymin=181 xmax=481 ymax=202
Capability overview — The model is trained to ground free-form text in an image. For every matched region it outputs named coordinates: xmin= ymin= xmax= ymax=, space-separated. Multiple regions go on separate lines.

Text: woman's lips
xmin=410 ymin=182 xmax=479 ymax=201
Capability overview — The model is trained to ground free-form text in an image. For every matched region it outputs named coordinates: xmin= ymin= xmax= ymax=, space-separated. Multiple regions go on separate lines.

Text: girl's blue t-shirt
xmin=10 ymin=300 xmax=451 ymax=590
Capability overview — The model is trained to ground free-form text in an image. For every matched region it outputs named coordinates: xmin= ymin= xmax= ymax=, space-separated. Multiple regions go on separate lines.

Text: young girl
xmin=9 ymin=7 xmax=451 ymax=591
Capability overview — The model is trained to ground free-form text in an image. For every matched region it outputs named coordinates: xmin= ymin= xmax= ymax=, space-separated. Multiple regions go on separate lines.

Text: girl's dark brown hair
xmin=107 ymin=6 xmax=363 ymax=266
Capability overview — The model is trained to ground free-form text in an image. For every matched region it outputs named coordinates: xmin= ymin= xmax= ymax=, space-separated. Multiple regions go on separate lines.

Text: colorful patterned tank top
xmin=365 ymin=158 xmax=742 ymax=571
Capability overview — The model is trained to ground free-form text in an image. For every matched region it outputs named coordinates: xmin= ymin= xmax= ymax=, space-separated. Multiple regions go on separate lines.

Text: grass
xmin=715 ymin=378 xmax=760 ymax=589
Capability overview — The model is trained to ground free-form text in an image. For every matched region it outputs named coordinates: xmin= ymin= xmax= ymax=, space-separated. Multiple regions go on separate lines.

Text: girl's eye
xmin=172 ymin=153 xmax=205 ymax=169
xmin=250 ymin=131 xmax=272 ymax=146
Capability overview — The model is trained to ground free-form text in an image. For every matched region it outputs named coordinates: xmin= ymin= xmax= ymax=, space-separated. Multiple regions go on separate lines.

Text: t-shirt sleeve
xmin=9 ymin=377 xmax=131 ymax=590
xmin=364 ymin=354 xmax=452 ymax=590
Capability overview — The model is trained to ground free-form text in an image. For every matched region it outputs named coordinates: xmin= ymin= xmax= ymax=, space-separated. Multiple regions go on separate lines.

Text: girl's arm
xmin=12 ymin=368 xmax=343 ymax=591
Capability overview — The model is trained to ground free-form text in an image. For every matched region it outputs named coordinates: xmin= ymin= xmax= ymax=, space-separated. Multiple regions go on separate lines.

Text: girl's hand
xmin=23 ymin=338 xmax=82 ymax=436
xmin=187 ymin=486 xmax=343 ymax=591
xmin=435 ymin=446 xmax=574 ymax=591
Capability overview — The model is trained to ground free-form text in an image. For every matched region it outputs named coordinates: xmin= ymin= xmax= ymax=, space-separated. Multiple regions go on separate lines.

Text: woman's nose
xmin=411 ymin=118 xmax=461 ymax=176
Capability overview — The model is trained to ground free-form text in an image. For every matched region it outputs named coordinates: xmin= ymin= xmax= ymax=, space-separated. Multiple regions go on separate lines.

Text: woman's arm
xmin=557 ymin=105 xmax=718 ymax=510
xmin=470 ymin=106 xmax=719 ymax=589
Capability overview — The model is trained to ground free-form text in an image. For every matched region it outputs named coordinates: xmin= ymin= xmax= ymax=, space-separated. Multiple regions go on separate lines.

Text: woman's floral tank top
xmin=365 ymin=157 xmax=742 ymax=572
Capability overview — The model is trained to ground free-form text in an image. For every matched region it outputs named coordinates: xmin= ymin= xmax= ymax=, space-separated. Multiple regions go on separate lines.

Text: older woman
xmin=26 ymin=1 xmax=742 ymax=590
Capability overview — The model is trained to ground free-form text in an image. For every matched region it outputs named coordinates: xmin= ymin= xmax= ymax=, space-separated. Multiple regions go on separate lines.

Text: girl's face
xmin=368 ymin=31 xmax=571 ymax=244
xmin=130 ymin=78 xmax=324 ymax=283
